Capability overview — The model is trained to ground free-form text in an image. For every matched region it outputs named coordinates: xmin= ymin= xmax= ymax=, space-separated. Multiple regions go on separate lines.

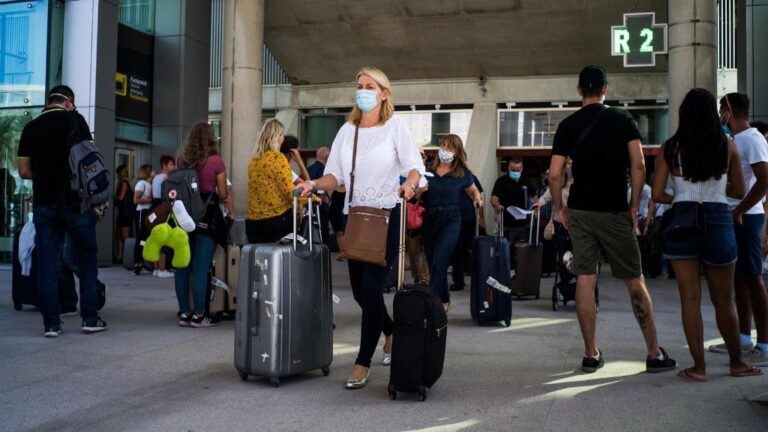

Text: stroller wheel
xmin=552 ymin=299 xmax=558 ymax=311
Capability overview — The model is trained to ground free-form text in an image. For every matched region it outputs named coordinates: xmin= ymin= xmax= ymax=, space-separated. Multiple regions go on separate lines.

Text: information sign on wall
xmin=611 ymin=12 xmax=668 ymax=67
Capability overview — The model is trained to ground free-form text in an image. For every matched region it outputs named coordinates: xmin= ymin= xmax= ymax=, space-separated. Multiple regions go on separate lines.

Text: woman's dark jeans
xmin=345 ymin=205 xmax=400 ymax=368
xmin=246 ymin=209 xmax=293 ymax=244
xmin=133 ymin=209 xmax=149 ymax=266
xmin=423 ymin=205 xmax=461 ymax=304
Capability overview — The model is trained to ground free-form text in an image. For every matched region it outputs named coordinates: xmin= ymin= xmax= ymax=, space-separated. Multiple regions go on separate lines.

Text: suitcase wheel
xmin=322 ymin=367 xmax=330 ymax=376
xmin=14 ymin=302 xmax=22 ymax=311
xmin=535 ymin=294 xmax=540 ymax=299
xmin=239 ymin=372 xmax=248 ymax=382
xmin=504 ymin=320 xmax=511 ymax=327
xmin=417 ymin=386 xmax=427 ymax=402
xmin=270 ymin=378 xmax=280 ymax=388
xmin=477 ymin=319 xmax=485 ymax=327
xmin=388 ymin=384 xmax=397 ymax=401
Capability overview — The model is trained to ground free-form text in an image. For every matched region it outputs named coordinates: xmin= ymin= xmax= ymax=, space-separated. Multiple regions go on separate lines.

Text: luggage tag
xmin=332 ymin=294 xmax=340 ymax=305
xmin=486 ymin=276 xmax=511 ymax=294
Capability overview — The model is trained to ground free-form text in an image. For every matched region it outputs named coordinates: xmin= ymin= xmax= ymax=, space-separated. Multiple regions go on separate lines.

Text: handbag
xmin=144 ymin=202 xmax=172 ymax=231
xmin=338 ymin=125 xmax=391 ymax=267
xmin=197 ymin=193 xmax=232 ymax=247
xmin=662 ymin=154 xmax=702 ymax=242
xmin=543 ymin=218 xmax=555 ymax=241
xmin=406 ymin=200 xmax=425 ymax=231
xmin=662 ymin=202 xmax=701 ymax=242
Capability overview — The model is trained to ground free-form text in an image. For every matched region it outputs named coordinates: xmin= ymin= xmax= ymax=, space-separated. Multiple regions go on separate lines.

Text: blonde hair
xmin=348 ymin=67 xmax=395 ymax=126
xmin=252 ymin=119 xmax=285 ymax=160
xmin=137 ymin=164 xmax=153 ymax=181
xmin=432 ymin=134 xmax=469 ymax=178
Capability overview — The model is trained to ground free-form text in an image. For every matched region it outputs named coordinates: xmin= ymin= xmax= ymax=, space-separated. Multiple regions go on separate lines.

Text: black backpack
xmin=67 ymin=113 xmax=111 ymax=212
xmin=161 ymin=166 xmax=206 ymax=223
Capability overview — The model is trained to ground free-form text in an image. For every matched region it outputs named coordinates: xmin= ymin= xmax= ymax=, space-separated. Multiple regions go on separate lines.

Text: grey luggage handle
xmin=292 ymin=189 xmax=315 ymax=251
xmin=528 ymin=207 xmax=541 ymax=246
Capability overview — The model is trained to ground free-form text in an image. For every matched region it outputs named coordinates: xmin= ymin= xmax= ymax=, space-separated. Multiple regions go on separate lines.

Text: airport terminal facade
xmin=0 ymin=0 xmax=766 ymax=264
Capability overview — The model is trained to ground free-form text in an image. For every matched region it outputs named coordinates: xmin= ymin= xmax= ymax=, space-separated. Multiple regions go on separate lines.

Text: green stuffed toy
xmin=142 ymin=215 xmax=191 ymax=268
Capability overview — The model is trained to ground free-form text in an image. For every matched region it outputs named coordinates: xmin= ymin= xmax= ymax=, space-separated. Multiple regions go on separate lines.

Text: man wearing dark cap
xmin=547 ymin=65 xmax=676 ymax=374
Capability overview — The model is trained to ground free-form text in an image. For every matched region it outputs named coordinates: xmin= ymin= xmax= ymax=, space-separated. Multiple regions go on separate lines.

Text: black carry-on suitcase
xmin=389 ymin=199 xmax=448 ymax=402
xmin=234 ymin=191 xmax=333 ymax=387
xmin=511 ymin=210 xmax=542 ymax=299
xmin=12 ymin=230 xmax=37 ymax=310
xmin=470 ymin=210 xmax=512 ymax=327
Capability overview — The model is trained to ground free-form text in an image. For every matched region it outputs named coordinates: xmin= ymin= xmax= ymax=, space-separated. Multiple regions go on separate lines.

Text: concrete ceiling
xmin=264 ymin=0 xmax=668 ymax=85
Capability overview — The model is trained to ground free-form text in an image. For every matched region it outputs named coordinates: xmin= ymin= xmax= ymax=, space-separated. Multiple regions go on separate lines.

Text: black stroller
xmin=551 ymin=230 xmax=600 ymax=311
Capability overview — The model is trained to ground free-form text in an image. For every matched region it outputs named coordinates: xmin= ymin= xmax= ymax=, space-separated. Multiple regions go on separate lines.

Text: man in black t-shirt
xmin=548 ymin=65 xmax=675 ymax=374
xmin=491 ymin=159 xmax=538 ymax=269
xmin=17 ymin=86 xmax=107 ymax=337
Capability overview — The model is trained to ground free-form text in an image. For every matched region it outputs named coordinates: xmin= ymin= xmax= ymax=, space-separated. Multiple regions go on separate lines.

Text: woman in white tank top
xmin=651 ymin=88 xmax=761 ymax=381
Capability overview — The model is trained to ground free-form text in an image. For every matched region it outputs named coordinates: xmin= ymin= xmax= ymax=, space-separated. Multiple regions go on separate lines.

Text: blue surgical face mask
xmin=509 ymin=171 xmax=522 ymax=181
xmin=438 ymin=148 xmax=455 ymax=164
xmin=355 ymin=89 xmax=379 ymax=113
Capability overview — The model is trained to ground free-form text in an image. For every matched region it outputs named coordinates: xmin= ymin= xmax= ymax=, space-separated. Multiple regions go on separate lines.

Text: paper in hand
xmin=506 ymin=206 xmax=533 ymax=220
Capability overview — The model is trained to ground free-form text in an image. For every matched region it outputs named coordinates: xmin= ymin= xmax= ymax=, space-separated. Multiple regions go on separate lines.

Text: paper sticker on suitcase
xmin=234 ymin=191 xmax=333 ymax=387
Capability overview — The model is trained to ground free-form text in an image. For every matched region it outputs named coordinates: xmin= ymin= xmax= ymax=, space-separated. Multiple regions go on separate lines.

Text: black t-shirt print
xmin=17 ymin=109 xmax=93 ymax=207
xmin=551 ymin=104 xmax=642 ymax=213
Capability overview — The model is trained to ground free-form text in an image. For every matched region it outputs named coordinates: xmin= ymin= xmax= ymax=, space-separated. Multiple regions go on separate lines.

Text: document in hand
xmin=506 ymin=206 xmax=532 ymax=220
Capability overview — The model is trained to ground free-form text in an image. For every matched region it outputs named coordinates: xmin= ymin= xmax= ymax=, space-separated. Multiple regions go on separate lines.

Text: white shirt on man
xmin=151 ymin=173 xmax=167 ymax=200
xmin=727 ymin=127 xmax=768 ymax=214
xmin=324 ymin=116 xmax=426 ymax=214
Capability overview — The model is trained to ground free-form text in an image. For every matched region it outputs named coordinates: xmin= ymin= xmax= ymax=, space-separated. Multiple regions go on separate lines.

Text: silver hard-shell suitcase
xmin=235 ymin=192 xmax=333 ymax=387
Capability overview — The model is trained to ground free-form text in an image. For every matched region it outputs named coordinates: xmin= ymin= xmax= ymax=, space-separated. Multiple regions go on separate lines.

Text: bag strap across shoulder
xmin=347 ymin=124 xmax=360 ymax=207
xmin=575 ymin=105 xmax=608 ymax=148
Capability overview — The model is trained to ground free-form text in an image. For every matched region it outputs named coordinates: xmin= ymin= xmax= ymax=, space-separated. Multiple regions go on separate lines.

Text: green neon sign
xmin=611 ymin=12 xmax=668 ymax=67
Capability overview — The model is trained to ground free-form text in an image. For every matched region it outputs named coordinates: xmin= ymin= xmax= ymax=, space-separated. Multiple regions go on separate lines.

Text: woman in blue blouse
xmin=422 ymin=134 xmax=483 ymax=311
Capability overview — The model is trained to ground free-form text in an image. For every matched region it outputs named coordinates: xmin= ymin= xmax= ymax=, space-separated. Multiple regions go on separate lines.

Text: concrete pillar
xmin=737 ymin=0 xmax=768 ymax=124
xmin=667 ymin=0 xmax=718 ymax=131
xmin=221 ymin=0 xmax=264 ymax=215
xmin=153 ymin=0 xmax=212 ymax=162
xmin=63 ymin=0 xmax=118 ymax=265
xmin=464 ymin=103 xmax=500 ymax=235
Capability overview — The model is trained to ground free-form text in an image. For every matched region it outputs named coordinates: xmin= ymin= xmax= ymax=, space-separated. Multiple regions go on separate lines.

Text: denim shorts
xmin=734 ymin=213 xmax=765 ymax=276
xmin=662 ymin=203 xmax=736 ymax=267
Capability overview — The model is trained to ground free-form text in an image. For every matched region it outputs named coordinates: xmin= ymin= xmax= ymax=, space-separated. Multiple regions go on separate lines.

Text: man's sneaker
xmin=646 ymin=347 xmax=677 ymax=373
xmin=81 ymin=318 xmax=108 ymax=334
xmin=581 ymin=350 xmax=604 ymax=373
xmin=178 ymin=311 xmax=192 ymax=327
xmin=44 ymin=326 xmax=62 ymax=338
xmin=157 ymin=270 xmax=174 ymax=278
xmin=708 ymin=342 xmax=754 ymax=354
xmin=190 ymin=314 xmax=220 ymax=328
xmin=742 ymin=347 xmax=768 ymax=366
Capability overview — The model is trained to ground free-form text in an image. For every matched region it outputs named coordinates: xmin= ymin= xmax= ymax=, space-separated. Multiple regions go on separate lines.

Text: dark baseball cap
xmin=578 ymin=65 xmax=608 ymax=90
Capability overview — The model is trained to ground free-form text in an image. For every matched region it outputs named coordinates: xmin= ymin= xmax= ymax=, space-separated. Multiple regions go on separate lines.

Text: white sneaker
xmin=742 ymin=347 xmax=768 ymax=366
xmin=157 ymin=270 xmax=174 ymax=278
xmin=152 ymin=269 xmax=159 ymax=277
xmin=709 ymin=342 xmax=753 ymax=354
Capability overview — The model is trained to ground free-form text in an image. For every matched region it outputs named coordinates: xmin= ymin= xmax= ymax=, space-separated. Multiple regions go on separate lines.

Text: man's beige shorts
xmin=569 ymin=209 xmax=642 ymax=279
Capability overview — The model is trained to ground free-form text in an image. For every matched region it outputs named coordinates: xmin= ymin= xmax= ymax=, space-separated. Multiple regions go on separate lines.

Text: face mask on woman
xmin=438 ymin=148 xmax=455 ymax=164
xmin=356 ymin=89 xmax=379 ymax=113
xmin=509 ymin=171 xmax=521 ymax=181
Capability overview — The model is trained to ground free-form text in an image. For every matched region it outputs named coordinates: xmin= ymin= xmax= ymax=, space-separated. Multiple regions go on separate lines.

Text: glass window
xmin=302 ymin=114 xmax=346 ymax=150
xmin=118 ymin=0 xmax=155 ymax=35
xmin=498 ymin=106 xmax=669 ymax=147
xmin=0 ymin=0 xmax=49 ymax=108
xmin=394 ymin=111 xmax=472 ymax=148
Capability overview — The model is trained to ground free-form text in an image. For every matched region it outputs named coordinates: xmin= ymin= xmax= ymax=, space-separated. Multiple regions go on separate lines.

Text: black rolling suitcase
xmin=470 ymin=211 xmax=512 ymax=327
xmin=511 ymin=211 xmax=542 ymax=299
xmin=12 ymin=230 xmax=37 ymax=310
xmin=389 ymin=200 xmax=447 ymax=402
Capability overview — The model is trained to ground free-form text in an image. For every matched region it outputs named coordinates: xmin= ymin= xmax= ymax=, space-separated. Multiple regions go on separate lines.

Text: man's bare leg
xmin=576 ymin=274 xmax=599 ymax=356
xmin=625 ymin=275 xmax=661 ymax=357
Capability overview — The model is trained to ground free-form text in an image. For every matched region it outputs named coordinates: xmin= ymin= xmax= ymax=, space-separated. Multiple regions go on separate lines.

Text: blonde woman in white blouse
xmin=296 ymin=67 xmax=425 ymax=390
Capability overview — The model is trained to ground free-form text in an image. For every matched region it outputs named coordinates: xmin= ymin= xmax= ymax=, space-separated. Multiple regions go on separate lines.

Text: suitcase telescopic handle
xmin=528 ymin=207 xmax=541 ymax=246
xmin=292 ymin=189 xmax=315 ymax=251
